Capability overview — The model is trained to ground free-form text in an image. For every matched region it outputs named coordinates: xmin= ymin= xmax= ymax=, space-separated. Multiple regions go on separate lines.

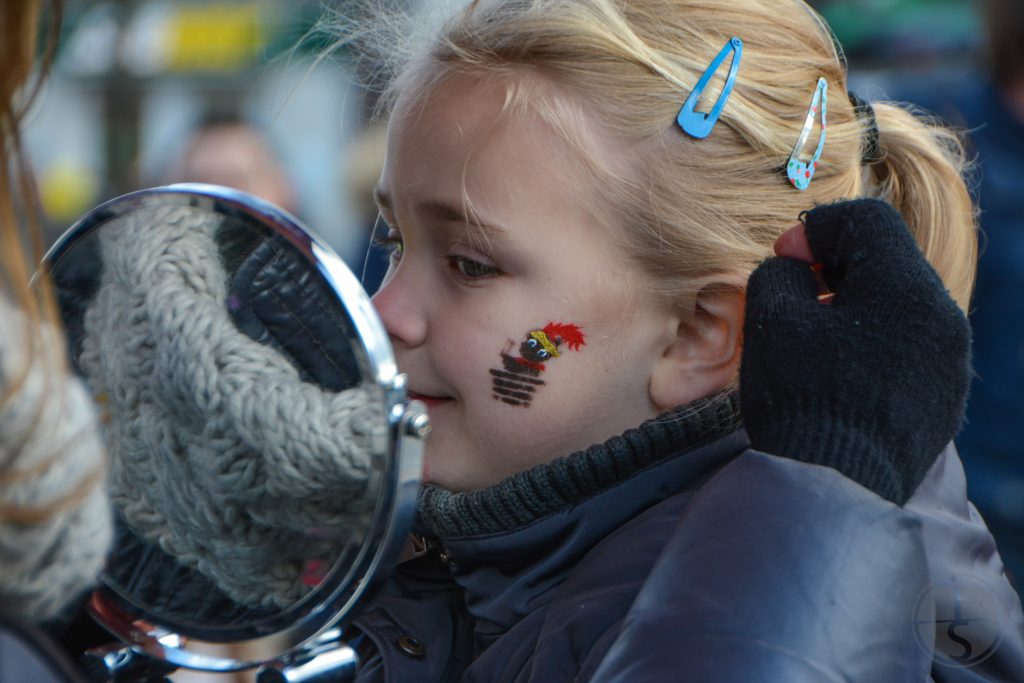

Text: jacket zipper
xmin=407 ymin=533 xmax=457 ymax=570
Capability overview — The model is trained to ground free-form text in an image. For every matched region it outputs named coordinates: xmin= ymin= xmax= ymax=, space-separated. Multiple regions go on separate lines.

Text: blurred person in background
xmin=0 ymin=0 xmax=111 ymax=642
xmin=896 ymin=0 xmax=1024 ymax=592
xmin=165 ymin=111 xmax=298 ymax=215
xmin=169 ymin=110 xmax=394 ymax=296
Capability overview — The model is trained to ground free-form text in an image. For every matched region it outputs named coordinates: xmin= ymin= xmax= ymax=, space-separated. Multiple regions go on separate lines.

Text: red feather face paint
xmin=490 ymin=322 xmax=587 ymax=407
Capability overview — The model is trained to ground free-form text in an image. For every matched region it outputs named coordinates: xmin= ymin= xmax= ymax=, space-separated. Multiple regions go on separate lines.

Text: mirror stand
xmin=81 ymin=645 xmax=176 ymax=682
xmin=256 ymin=629 xmax=358 ymax=683
xmin=82 ymin=632 xmax=359 ymax=683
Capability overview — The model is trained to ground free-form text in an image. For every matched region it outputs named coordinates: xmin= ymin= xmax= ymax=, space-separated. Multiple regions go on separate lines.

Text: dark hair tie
xmin=848 ymin=91 xmax=884 ymax=164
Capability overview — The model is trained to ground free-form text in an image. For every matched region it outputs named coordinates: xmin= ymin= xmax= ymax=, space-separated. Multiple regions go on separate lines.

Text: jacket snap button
xmin=397 ymin=634 xmax=425 ymax=658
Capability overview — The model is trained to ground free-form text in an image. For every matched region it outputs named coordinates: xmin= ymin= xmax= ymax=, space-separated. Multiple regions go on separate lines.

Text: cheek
xmin=432 ymin=314 xmax=505 ymax=399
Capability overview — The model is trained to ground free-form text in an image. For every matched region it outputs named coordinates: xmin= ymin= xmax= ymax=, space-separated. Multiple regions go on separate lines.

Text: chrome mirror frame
xmin=42 ymin=184 xmax=425 ymax=673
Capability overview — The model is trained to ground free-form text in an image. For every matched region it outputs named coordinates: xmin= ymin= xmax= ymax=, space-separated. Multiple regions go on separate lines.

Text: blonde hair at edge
xmin=344 ymin=0 xmax=977 ymax=317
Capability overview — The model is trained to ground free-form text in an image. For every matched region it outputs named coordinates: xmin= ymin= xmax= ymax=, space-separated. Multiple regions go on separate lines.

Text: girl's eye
xmin=538 ymin=350 xmax=549 ymax=359
xmin=450 ymin=255 xmax=498 ymax=280
xmin=371 ymin=231 xmax=404 ymax=262
xmin=526 ymin=339 xmax=538 ymax=348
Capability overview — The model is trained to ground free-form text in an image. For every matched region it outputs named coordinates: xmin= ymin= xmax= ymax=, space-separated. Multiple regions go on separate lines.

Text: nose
xmin=371 ymin=267 xmax=428 ymax=348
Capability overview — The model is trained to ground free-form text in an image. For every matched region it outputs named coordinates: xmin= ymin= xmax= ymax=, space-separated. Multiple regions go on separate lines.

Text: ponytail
xmin=866 ymin=103 xmax=977 ymax=313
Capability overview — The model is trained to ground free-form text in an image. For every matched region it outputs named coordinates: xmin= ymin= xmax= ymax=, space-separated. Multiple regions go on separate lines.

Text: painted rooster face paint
xmin=490 ymin=322 xmax=586 ymax=407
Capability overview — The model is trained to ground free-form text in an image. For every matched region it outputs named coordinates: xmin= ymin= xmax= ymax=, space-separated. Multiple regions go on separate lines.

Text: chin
xmin=421 ymin=455 xmax=489 ymax=493
xmin=420 ymin=447 xmax=456 ymax=490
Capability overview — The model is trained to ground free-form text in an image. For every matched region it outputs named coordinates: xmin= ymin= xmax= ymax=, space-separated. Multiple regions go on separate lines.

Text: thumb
xmin=773 ymin=222 xmax=815 ymax=262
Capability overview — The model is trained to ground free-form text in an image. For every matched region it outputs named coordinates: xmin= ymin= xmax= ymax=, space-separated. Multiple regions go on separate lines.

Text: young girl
xmin=334 ymin=0 xmax=1024 ymax=679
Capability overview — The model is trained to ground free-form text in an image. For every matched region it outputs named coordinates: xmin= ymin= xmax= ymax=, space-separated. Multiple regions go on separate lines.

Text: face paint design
xmin=490 ymin=322 xmax=586 ymax=407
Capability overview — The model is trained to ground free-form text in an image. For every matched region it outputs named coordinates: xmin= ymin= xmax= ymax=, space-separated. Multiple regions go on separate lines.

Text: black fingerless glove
xmin=739 ymin=199 xmax=972 ymax=505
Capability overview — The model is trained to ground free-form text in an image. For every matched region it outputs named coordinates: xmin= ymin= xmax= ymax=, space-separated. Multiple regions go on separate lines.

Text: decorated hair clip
xmin=677 ymin=37 xmax=743 ymax=139
xmin=786 ymin=77 xmax=828 ymax=191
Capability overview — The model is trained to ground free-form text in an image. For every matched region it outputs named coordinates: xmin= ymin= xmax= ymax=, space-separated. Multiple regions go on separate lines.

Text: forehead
xmin=380 ymin=70 xmax=620 ymax=235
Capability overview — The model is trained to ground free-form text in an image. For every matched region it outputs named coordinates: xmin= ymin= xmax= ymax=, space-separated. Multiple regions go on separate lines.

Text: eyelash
xmin=372 ymin=232 xmax=404 ymax=260
xmin=371 ymin=229 xmax=500 ymax=282
xmin=450 ymin=255 xmax=499 ymax=280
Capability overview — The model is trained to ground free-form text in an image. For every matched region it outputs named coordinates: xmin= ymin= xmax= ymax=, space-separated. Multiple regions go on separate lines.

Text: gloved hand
xmin=739 ymin=198 xmax=972 ymax=506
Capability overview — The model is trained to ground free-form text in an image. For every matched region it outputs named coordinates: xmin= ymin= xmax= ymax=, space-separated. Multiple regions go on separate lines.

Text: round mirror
xmin=43 ymin=184 xmax=424 ymax=674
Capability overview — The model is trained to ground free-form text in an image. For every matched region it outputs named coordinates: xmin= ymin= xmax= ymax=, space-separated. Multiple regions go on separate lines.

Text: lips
xmin=408 ymin=391 xmax=453 ymax=407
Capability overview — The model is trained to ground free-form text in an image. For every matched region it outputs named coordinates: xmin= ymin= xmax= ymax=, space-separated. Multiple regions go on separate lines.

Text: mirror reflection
xmin=50 ymin=198 xmax=387 ymax=631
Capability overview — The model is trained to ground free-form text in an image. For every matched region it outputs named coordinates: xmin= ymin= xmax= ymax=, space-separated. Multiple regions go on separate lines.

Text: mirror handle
xmin=256 ymin=643 xmax=358 ymax=683
xmin=81 ymin=644 xmax=176 ymax=682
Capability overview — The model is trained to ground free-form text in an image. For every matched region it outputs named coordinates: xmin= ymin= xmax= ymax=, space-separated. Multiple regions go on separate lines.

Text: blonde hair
xmin=336 ymin=0 xmax=976 ymax=313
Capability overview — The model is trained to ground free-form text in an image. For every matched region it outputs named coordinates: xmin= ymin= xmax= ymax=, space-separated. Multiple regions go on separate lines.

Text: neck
xmin=418 ymin=391 xmax=743 ymax=539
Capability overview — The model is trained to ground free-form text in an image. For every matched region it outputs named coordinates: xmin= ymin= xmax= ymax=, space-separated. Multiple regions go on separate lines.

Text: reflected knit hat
xmin=79 ymin=205 xmax=384 ymax=608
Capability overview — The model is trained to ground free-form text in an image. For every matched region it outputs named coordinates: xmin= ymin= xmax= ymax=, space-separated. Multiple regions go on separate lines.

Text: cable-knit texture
xmin=419 ymin=392 xmax=743 ymax=538
xmin=78 ymin=206 xmax=385 ymax=608
xmin=0 ymin=297 xmax=112 ymax=621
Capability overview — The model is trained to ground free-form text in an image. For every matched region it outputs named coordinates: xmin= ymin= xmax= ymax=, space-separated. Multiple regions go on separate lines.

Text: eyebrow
xmin=373 ymin=188 xmax=509 ymax=236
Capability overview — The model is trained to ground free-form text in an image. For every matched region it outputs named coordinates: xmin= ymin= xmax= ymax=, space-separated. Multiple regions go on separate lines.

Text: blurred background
xmin=25 ymin=0 xmax=388 ymax=284
xmin=23 ymin=0 xmax=1023 ymax=656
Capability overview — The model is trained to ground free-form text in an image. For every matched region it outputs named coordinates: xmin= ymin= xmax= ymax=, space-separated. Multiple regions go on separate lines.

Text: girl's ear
xmin=649 ymin=283 xmax=745 ymax=411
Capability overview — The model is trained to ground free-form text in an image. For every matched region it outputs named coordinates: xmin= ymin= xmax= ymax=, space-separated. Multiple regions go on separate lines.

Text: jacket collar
xmin=416 ymin=394 xmax=747 ymax=643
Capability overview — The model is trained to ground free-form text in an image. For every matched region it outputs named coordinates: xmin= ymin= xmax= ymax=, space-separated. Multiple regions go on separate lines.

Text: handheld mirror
xmin=42 ymin=184 xmax=425 ymax=681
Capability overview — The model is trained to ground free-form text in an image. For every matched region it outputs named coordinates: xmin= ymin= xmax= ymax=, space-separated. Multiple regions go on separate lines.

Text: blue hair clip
xmin=677 ymin=37 xmax=743 ymax=139
xmin=787 ymin=77 xmax=828 ymax=191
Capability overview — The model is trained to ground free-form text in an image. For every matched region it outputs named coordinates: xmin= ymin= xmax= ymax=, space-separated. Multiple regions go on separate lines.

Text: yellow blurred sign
xmin=40 ymin=160 xmax=99 ymax=224
xmin=166 ymin=4 xmax=267 ymax=72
